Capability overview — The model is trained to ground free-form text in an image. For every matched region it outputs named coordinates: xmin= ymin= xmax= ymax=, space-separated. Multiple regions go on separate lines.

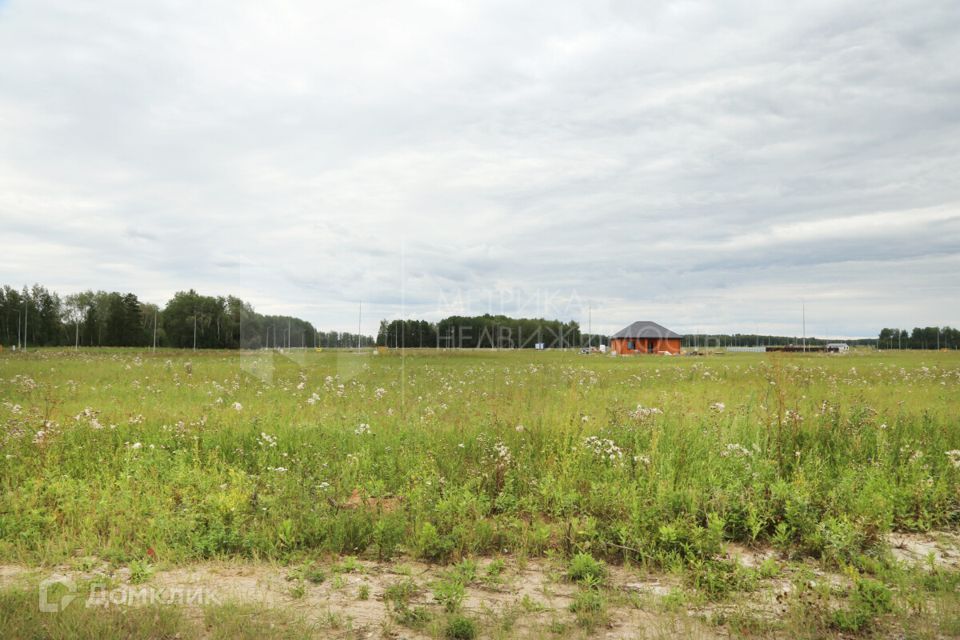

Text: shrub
xmin=445 ymin=614 xmax=477 ymax=640
xmin=567 ymin=553 xmax=604 ymax=584
xmin=384 ymin=578 xmax=419 ymax=607
xmin=832 ymin=576 xmax=893 ymax=632
xmin=433 ymin=577 xmax=465 ymax=613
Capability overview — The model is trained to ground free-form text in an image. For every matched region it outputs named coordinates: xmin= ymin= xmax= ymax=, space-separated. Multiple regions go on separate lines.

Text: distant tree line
xmin=685 ymin=329 xmax=958 ymax=350
xmin=683 ymin=334 xmax=878 ymax=348
xmin=878 ymin=327 xmax=958 ymax=350
xmin=0 ymin=284 xmax=374 ymax=350
xmin=376 ymin=314 xmax=582 ymax=348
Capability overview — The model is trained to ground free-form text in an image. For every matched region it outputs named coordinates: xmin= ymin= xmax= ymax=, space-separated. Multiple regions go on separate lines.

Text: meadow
xmin=1 ymin=347 xmax=959 ymax=638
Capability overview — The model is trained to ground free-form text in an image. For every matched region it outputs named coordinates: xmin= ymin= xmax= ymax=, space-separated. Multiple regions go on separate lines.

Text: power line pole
xmin=357 ymin=301 xmax=362 ymax=350
xmin=23 ymin=297 xmax=27 ymax=352
xmin=153 ymin=308 xmax=158 ymax=352
xmin=588 ymin=305 xmax=592 ymax=349
xmin=193 ymin=312 xmax=197 ymax=351
xmin=801 ymin=301 xmax=806 ymax=352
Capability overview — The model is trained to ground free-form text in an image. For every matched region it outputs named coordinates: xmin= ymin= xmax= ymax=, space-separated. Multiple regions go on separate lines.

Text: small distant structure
xmin=610 ymin=321 xmax=682 ymax=355
xmin=826 ymin=342 xmax=849 ymax=353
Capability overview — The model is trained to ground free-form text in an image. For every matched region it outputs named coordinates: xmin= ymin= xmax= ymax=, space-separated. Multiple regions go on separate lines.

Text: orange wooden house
xmin=610 ymin=321 xmax=682 ymax=355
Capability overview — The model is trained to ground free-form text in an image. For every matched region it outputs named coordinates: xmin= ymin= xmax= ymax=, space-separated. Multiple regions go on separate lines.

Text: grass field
xmin=1 ymin=348 xmax=959 ymax=638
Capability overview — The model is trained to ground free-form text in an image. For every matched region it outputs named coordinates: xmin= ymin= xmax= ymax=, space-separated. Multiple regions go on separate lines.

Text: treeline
xmin=879 ymin=327 xmax=958 ymax=350
xmin=686 ymin=329 xmax=958 ymax=350
xmin=376 ymin=314 xmax=582 ymax=348
xmin=683 ymin=334 xmax=878 ymax=348
xmin=0 ymin=284 xmax=374 ymax=350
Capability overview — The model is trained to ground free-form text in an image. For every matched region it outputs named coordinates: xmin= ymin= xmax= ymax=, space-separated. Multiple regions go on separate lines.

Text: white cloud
xmin=1 ymin=0 xmax=958 ymax=337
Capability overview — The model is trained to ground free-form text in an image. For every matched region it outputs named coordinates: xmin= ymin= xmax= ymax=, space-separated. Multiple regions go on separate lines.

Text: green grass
xmin=0 ymin=587 xmax=324 ymax=640
xmin=3 ymin=348 xmax=960 ymax=638
xmin=1 ymin=347 xmax=958 ymax=569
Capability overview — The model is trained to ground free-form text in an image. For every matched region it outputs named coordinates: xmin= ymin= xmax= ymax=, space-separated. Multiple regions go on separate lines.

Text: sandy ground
xmin=1 ymin=533 xmax=957 ymax=639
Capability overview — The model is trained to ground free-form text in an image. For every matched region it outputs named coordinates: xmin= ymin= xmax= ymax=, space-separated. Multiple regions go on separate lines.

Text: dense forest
xmin=2 ymin=284 xmax=954 ymax=351
xmin=878 ymin=327 xmax=959 ymax=350
xmin=0 ymin=284 xmax=373 ymax=350
xmin=377 ymin=315 xmax=583 ymax=348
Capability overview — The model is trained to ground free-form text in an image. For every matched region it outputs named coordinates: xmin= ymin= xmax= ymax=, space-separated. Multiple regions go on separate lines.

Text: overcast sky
xmin=1 ymin=1 xmax=958 ymax=338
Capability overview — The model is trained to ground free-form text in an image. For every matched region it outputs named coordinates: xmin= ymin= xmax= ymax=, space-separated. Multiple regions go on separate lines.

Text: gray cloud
xmin=1 ymin=0 xmax=958 ymax=338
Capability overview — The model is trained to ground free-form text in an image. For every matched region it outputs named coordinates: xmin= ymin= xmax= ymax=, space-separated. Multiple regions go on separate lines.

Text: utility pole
xmin=357 ymin=301 xmax=362 ymax=350
xmin=802 ymin=301 xmax=806 ymax=352
xmin=588 ymin=305 xmax=592 ymax=349
xmin=153 ymin=308 xmax=158 ymax=352
xmin=75 ymin=315 xmax=79 ymax=351
xmin=17 ymin=311 xmax=21 ymax=350
xmin=287 ymin=318 xmax=291 ymax=349
xmin=23 ymin=298 xmax=27 ymax=352
xmin=193 ymin=312 xmax=197 ymax=351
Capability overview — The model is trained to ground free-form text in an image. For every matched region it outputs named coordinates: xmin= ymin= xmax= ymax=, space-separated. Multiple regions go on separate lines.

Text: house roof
xmin=611 ymin=321 xmax=682 ymax=339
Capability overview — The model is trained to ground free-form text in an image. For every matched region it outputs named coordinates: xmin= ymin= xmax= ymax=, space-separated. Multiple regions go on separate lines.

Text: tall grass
xmin=0 ymin=348 xmax=957 ymax=568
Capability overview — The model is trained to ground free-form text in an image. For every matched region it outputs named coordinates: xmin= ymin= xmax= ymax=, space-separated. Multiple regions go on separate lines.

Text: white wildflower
xmin=721 ymin=443 xmax=753 ymax=459
xmin=946 ymin=450 xmax=960 ymax=469
xmin=493 ymin=441 xmax=512 ymax=466
xmin=630 ymin=404 xmax=663 ymax=419
xmin=258 ymin=432 xmax=277 ymax=447
xmin=232 ymin=402 xmax=243 ymax=411
xmin=583 ymin=436 xmax=623 ymax=463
